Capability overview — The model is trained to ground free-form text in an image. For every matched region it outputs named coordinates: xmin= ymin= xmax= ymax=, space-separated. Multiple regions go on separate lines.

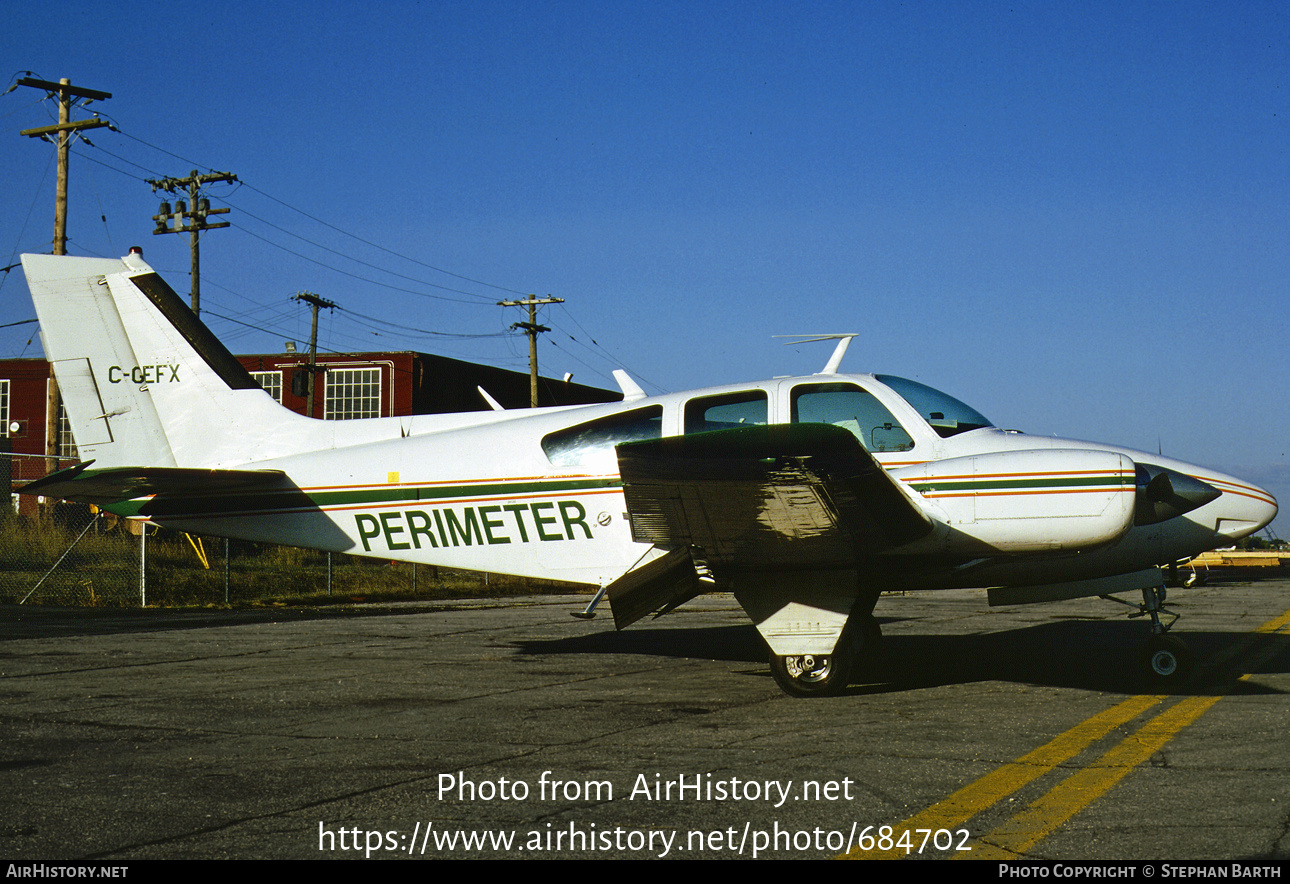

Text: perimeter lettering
xmin=355 ymin=500 xmax=593 ymax=551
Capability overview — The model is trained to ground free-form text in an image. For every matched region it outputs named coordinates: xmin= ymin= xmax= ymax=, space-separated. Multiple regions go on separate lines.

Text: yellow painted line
xmin=1254 ymin=609 xmax=1290 ymax=635
xmin=842 ymin=606 xmax=1290 ymax=861
xmin=840 ymin=693 xmax=1165 ymax=860
xmin=969 ymin=615 xmax=1290 ymax=860
xmin=967 ymin=694 xmax=1221 ymax=859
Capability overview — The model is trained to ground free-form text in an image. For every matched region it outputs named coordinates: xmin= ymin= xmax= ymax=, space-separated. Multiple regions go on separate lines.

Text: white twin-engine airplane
xmin=19 ymin=250 xmax=1278 ymax=696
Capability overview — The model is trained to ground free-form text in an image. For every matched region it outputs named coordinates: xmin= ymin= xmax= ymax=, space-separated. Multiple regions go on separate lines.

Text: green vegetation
xmin=1236 ymin=534 xmax=1288 ymax=552
xmin=0 ymin=513 xmax=584 ymax=607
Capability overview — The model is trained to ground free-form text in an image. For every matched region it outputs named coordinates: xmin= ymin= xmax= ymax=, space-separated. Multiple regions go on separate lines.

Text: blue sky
xmin=1 ymin=1 xmax=1285 ymax=532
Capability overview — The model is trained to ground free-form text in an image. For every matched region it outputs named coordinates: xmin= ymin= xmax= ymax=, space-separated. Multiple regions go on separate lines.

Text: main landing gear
xmin=768 ymin=612 xmax=882 ymax=698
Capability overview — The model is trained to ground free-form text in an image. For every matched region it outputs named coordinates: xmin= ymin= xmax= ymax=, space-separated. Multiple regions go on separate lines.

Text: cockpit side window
xmin=684 ymin=390 xmax=768 ymax=434
xmin=875 ymin=375 xmax=993 ymax=439
xmin=791 ymin=383 xmax=914 ymax=452
xmin=542 ymin=405 xmax=664 ymax=467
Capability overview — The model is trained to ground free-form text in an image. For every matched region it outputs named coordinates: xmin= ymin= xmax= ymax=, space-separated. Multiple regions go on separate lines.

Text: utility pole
xmin=15 ymin=77 xmax=112 ymax=490
xmin=498 ymin=296 xmax=563 ymax=407
xmin=148 ymin=170 xmax=238 ymax=316
xmin=16 ymin=77 xmax=112 ymax=256
xmin=292 ymin=292 xmax=336 ymax=418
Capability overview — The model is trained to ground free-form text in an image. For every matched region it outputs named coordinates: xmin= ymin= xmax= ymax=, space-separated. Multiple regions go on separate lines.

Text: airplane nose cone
xmin=1135 ymin=463 xmax=1222 ymax=525
xmin=1209 ymin=476 xmax=1278 ymax=541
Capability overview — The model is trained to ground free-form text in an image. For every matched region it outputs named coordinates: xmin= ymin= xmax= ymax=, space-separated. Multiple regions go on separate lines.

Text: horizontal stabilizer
xmin=616 ymin=424 xmax=932 ymax=572
xmin=20 ymin=462 xmax=286 ymax=508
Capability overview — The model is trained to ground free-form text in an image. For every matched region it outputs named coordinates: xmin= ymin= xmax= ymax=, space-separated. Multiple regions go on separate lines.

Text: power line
xmin=23 ymin=122 xmax=649 ymax=384
xmin=87 ymin=132 xmax=523 ymax=301
xmin=233 ymin=224 xmax=497 ymax=304
xmin=337 ymin=306 xmax=509 ymax=339
xmin=236 ymin=180 xmax=528 ymax=296
xmin=225 ymin=200 xmax=498 ymax=302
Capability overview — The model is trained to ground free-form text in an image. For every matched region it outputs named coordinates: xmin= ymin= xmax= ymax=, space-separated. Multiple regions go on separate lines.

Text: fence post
xmin=139 ymin=526 xmax=147 ymax=607
xmin=327 ymin=551 xmax=332 ymax=595
xmin=224 ymin=538 xmax=230 ymax=605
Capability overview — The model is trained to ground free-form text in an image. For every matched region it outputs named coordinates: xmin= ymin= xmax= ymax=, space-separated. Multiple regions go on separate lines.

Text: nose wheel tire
xmin=1141 ymin=634 xmax=1193 ymax=683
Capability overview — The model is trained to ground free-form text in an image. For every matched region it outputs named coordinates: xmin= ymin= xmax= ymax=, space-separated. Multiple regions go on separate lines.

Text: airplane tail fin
xmin=21 ymin=250 xmax=300 ymax=470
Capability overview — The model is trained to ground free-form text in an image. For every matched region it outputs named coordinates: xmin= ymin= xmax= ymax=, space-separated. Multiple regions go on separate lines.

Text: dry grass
xmin=0 ymin=513 xmax=585 ymax=608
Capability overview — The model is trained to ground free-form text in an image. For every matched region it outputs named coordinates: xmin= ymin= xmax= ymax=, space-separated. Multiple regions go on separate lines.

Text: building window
xmin=251 ymin=370 xmax=283 ymax=404
xmin=57 ymin=401 xmax=77 ymax=459
xmin=0 ymin=380 xmax=8 ymax=437
xmin=325 ymin=367 xmax=382 ymax=420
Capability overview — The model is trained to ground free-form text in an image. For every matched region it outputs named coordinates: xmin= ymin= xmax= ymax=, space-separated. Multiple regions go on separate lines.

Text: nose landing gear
xmin=1101 ymin=583 xmax=1194 ymax=683
xmin=1142 ymin=633 xmax=1192 ymax=681
xmin=1132 ymin=585 xmax=1193 ymax=684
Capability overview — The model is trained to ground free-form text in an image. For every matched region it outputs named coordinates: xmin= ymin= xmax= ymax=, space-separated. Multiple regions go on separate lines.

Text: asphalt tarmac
xmin=1 ymin=575 xmax=1287 ymax=861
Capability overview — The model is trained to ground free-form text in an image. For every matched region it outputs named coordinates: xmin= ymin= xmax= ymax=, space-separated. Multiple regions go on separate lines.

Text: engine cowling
xmin=896 ymin=449 xmax=1137 ymax=552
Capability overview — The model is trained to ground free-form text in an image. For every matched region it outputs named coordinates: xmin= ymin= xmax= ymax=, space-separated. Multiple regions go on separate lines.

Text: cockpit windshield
xmin=875 ymin=375 xmax=994 ymax=439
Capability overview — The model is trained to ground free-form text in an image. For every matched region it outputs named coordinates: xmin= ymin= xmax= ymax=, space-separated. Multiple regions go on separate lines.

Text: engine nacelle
xmin=895 ymin=449 xmax=1137 ymax=553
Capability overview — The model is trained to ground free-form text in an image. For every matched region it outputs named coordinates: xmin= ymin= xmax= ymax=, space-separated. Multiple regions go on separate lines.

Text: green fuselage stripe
xmin=909 ymin=475 xmax=1130 ymax=494
xmin=112 ymin=476 xmax=622 ymax=520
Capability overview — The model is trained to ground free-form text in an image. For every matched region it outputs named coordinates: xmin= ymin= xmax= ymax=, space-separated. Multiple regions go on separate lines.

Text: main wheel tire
xmin=1141 ymin=634 xmax=1193 ymax=683
xmin=769 ymin=650 xmax=854 ymax=697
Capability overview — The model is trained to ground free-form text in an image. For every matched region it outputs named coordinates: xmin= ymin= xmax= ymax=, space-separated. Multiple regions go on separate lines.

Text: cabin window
xmin=683 ymin=390 xmax=768 ymax=434
xmin=791 ymin=382 xmax=914 ymax=452
xmin=542 ymin=405 xmax=664 ymax=468
xmin=875 ymin=375 xmax=992 ymax=439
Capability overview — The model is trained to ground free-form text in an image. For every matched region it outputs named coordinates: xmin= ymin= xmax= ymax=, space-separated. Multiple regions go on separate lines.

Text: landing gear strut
xmin=1134 ymin=585 xmax=1193 ymax=684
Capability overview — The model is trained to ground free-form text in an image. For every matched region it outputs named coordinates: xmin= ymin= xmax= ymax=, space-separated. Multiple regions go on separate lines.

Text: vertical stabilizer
xmin=23 ymin=253 xmax=178 ymax=468
xmin=21 ymin=253 xmax=307 ymax=469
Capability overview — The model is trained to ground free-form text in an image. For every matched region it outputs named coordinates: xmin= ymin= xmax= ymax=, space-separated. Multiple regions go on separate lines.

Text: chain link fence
xmin=0 ymin=506 xmax=549 ymax=608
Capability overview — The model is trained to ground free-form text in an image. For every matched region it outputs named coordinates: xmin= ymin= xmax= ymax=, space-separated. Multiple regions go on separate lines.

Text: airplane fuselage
xmin=111 ymin=371 xmax=1275 ymax=593
xmin=20 ymin=252 xmax=1278 ymax=694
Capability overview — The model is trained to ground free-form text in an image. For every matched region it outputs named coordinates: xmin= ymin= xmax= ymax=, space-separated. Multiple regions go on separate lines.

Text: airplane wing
xmin=20 ymin=461 xmax=287 ymax=510
xmin=616 ymin=423 xmax=932 ymax=568
xmin=606 ymin=424 xmax=933 ymax=628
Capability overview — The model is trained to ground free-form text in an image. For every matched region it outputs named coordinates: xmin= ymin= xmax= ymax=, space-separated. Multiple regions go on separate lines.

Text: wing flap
xmin=604 ymin=546 xmax=706 ymax=630
xmin=616 ymin=424 xmax=932 ymax=571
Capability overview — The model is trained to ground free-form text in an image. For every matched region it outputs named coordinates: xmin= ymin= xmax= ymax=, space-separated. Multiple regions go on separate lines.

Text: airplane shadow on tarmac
xmin=3 ymin=601 xmax=1283 ymax=700
xmin=513 ymin=617 xmax=1290 ymax=698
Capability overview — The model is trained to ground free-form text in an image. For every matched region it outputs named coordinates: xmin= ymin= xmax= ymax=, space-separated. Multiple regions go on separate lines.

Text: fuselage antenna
xmin=774 ymin=334 xmax=859 ymax=375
